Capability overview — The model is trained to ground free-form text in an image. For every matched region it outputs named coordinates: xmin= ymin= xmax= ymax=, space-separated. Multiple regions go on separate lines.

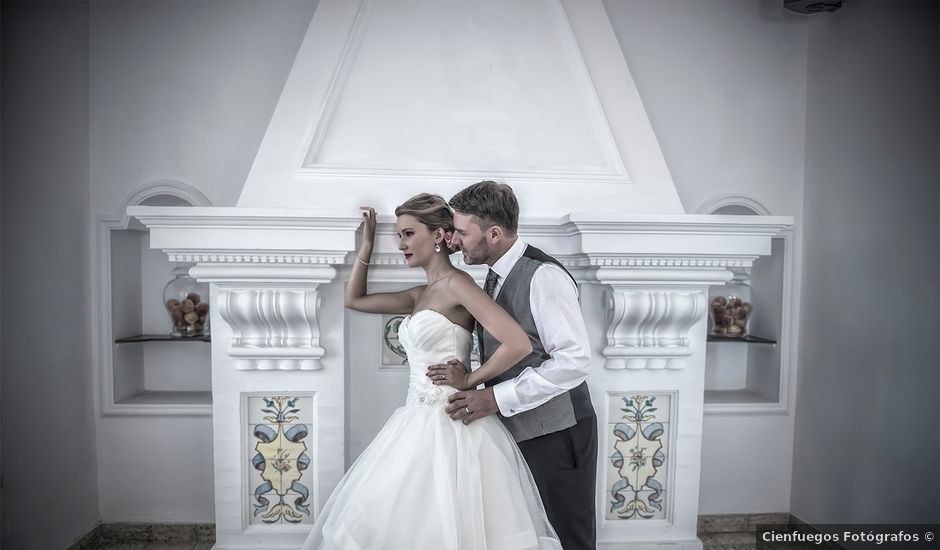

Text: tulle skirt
xmin=301 ymin=404 xmax=561 ymax=550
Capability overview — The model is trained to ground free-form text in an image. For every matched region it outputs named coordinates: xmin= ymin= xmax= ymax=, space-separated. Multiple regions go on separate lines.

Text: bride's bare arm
xmin=344 ymin=207 xmax=421 ymax=314
xmin=447 ymin=274 xmax=532 ymax=387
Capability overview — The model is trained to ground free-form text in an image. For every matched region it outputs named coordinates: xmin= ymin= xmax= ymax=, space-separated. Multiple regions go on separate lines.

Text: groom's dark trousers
xmin=517 ymin=414 xmax=597 ymax=550
xmin=480 ymin=245 xmax=598 ymax=549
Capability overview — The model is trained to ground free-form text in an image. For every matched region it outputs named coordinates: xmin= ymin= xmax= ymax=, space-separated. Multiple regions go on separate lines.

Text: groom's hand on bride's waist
xmin=427 ymin=359 xmax=473 ymax=391
xmin=445 ymin=387 xmax=499 ymax=425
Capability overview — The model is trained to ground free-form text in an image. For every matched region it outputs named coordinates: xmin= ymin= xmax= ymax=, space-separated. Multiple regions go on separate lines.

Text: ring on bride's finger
xmin=465 ymin=407 xmax=471 ymax=415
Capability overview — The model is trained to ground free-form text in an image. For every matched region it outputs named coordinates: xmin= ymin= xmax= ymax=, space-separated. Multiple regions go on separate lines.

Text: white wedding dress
xmin=301 ymin=309 xmax=561 ymax=550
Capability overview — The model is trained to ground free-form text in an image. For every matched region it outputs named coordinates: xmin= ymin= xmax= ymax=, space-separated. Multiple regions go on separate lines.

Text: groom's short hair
xmin=449 ymin=180 xmax=519 ymax=234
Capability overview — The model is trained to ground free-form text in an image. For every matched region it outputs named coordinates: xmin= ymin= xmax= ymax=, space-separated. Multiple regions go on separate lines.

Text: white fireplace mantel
xmin=130 ymin=205 xmax=790 ymax=550
xmin=130 ymin=206 xmax=788 ymax=264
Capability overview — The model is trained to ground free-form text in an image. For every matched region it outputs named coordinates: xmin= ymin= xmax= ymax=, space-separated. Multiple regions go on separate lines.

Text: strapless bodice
xmin=398 ymin=310 xmax=473 ymax=407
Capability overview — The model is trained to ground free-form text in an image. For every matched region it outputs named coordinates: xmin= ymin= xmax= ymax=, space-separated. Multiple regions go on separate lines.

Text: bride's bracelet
xmin=355 ymin=253 xmax=370 ymax=266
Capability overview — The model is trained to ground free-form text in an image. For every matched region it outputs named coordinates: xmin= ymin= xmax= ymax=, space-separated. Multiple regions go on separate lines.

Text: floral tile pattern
xmin=607 ymin=393 xmax=671 ymax=520
xmin=247 ymin=395 xmax=314 ymax=525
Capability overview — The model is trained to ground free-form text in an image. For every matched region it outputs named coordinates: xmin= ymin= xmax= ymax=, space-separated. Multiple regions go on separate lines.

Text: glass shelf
xmin=115 ymin=334 xmax=211 ymax=344
xmin=707 ymin=334 xmax=776 ymax=345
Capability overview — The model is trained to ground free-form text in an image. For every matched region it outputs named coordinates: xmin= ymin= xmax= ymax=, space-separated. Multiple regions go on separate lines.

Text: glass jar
xmin=709 ymin=271 xmax=752 ymax=338
xmin=163 ymin=266 xmax=210 ymax=337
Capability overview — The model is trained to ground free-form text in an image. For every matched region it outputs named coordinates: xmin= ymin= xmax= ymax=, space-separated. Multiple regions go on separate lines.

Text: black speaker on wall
xmin=784 ymin=0 xmax=842 ymax=14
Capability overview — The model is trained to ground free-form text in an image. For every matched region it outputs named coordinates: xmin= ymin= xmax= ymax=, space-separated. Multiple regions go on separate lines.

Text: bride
xmin=301 ymin=194 xmax=561 ymax=550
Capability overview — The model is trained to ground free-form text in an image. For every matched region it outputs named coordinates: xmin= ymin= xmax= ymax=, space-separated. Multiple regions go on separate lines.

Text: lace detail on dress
xmin=405 ymin=384 xmax=449 ymax=407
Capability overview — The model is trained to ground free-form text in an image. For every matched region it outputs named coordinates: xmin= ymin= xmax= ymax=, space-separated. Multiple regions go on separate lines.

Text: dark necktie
xmin=477 ymin=269 xmax=499 ymax=360
xmin=484 ymin=268 xmax=499 ymax=298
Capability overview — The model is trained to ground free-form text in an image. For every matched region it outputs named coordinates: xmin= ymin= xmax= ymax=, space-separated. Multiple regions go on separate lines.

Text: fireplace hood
xmin=237 ymin=0 xmax=684 ymax=216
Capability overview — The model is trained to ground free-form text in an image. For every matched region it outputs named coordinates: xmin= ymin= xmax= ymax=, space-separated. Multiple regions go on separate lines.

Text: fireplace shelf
xmin=706 ymin=334 xmax=776 ymax=345
xmin=116 ymin=334 xmax=211 ymax=344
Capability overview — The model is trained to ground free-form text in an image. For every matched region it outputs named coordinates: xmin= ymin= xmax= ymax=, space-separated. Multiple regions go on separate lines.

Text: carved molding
xmin=168 ymin=252 xmax=346 ymax=265
xmin=217 ymin=287 xmax=327 ymax=371
xmin=174 ymin=252 xmax=756 ymax=272
xmin=567 ymin=256 xmax=758 ymax=269
xmin=602 ymin=288 xmax=705 ymax=370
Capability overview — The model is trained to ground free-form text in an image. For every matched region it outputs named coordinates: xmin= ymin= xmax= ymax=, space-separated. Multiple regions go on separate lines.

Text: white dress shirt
xmin=487 ymin=239 xmax=592 ymax=417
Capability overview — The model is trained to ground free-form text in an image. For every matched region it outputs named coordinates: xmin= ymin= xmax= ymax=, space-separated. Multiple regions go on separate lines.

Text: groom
xmin=434 ymin=180 xmax=597 ymax=550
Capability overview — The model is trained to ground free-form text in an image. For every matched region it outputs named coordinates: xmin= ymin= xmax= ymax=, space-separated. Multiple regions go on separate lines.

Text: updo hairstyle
xmin=394 ymin=193 xmax=455 ymax=234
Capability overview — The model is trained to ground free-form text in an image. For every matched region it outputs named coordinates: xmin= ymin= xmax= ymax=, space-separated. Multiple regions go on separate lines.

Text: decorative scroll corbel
xmin=203 ymin=265 xmax=338 ymax=371
xmin=602 ymin=287 xmax=705 ymax=370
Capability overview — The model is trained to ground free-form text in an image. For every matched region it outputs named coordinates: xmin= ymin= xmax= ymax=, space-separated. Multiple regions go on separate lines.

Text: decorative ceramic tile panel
xmin=607 ymin=393 xmax=671 ymax=520
xmin=247 ymin=395 xmax=314 ymax=525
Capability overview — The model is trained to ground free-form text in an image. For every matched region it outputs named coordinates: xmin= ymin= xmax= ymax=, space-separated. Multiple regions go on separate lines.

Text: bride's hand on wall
xmin=359 ymin=206 xmax=377 ymax=245
xmin=427 ymin=359 xmax=472 ymax=390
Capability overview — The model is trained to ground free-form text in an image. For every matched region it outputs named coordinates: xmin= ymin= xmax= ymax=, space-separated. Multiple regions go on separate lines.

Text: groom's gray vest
xmin=481 ymin=245 xmax=595 ymax=443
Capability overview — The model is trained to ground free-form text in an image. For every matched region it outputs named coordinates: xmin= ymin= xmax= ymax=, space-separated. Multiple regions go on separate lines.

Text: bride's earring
xmin=434 ymin=242 xmax=442 ymax=253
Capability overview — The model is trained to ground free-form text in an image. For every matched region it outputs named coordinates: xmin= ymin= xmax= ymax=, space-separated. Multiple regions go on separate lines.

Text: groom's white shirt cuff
xmin=490 ymin=241 xmax=591 ymax=418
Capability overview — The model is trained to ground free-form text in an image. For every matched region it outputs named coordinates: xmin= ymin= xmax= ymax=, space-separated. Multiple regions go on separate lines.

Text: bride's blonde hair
xmin=395 ymin=193 xmax=455 ymax=233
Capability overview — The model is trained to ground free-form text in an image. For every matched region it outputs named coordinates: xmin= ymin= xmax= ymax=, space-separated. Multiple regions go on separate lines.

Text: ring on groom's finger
xmin=464 ymin=407 xmax=471 ymax=415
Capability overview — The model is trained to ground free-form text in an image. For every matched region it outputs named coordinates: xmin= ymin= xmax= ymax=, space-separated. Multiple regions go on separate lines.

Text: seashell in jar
xmin=184 ymin=311 xmax=198 ymax=324
xmin=181 ymin=299 xmax=195 ymax=313
xmin=727 ymin=324 xmax=743 ymax=336
xmin=715 ymin=296 xmax=727 ymax=306
xmin=195 ymin=302 xmax=209 ymax=316
xmin=721 ymin=314 xmax=734 ymax=328
xmin=165 ymin=298 xmax=180 ymax=312
xmin=171 ymin=307 xmax=184 ymax=322
xmin=742 ymin=302 xmax=753 ymax=314
xmin=732 ymin=307 xmax=747 ymax=320
xmin=186 ymin=292 xmax=201 ymax=305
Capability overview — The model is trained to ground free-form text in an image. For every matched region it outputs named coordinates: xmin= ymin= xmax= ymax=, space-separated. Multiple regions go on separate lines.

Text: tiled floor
xmin=81 ymin=513 xmax=796 ymax=550
xmin=86 ymin=544 xmax=212 ymax=550
xmin=703 ymin=531 xmax=761 ymax=549
xmin=84 ymin=534 xmax=764 ymax=550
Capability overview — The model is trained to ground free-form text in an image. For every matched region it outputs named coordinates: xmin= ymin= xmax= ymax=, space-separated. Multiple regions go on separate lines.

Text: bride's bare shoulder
xmin=447 ymin=270 xmax=478 ymax=290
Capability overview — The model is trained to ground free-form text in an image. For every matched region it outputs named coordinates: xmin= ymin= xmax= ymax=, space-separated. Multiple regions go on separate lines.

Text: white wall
xmin=89 ymin=0 xmax=319 ymax=522
xmin=604 ymin=0 xmax=809 ymax=217
xmin=604 ymin=0 xmax=808 ymax=513
xmin=0 ymin=2 xmax=100 ymax=548
xmin=89 ymin=0 xmax=319 ymax=212
xmin=793 ymin=0 xmax=939 ymax=524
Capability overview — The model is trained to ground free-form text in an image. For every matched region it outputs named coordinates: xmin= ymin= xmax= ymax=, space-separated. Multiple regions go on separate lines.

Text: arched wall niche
xmin=695 ymin=194 xmax=772 ymax=216
xmin=698 ymin=194 xmax=795 ymax=414
xmin=95 ymin=181 xmax=214 ymax=416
